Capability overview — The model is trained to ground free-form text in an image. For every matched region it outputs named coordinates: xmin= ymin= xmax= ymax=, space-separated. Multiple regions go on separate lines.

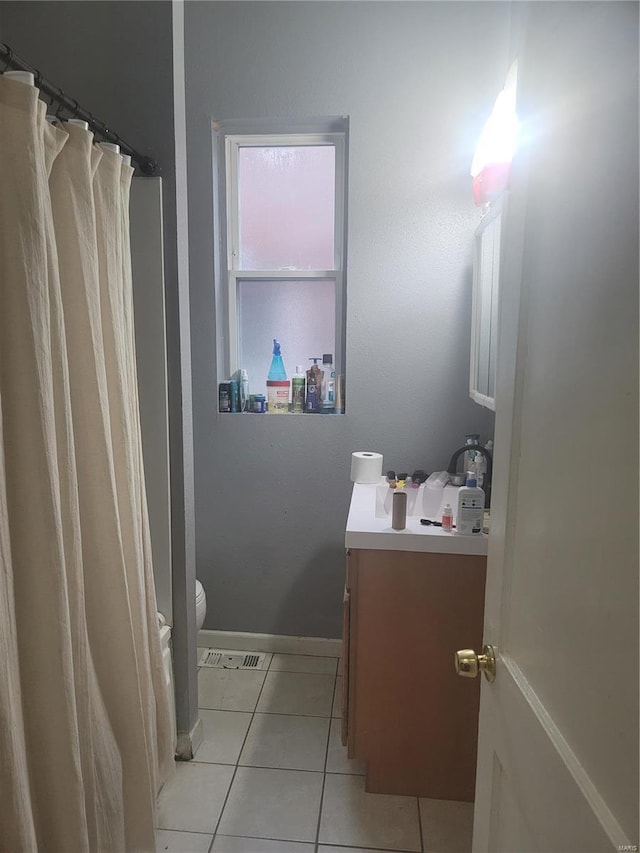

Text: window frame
xmin=212 ymin=118 xmax=348 ymax=384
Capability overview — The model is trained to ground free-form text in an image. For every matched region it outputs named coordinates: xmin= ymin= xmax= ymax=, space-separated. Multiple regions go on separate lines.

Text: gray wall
xmin=0 ymin=2 xmax=176 ymax=284
xmin=185 ymin=2 xmax=507 ymax=638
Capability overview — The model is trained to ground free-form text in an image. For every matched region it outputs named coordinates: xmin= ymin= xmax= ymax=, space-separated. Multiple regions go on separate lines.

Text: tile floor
xmin=156 ymin=652 xmax=474 ymax=853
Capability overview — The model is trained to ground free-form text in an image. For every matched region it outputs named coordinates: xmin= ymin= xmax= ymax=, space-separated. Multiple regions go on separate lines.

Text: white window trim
xmin=213 ymin=124 xmax=347 ymax=381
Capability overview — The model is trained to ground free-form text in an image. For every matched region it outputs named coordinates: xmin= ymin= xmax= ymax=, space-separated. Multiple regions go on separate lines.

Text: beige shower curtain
xmin=0 ymin=75 xmax=173 ymax=852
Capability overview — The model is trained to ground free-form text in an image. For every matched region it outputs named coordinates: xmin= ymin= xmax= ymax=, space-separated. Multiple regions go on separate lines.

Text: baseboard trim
xmin=175 ymin=715 xmax=203 ymax=761
xmin=198 ymin=629 xmax=341 ymax=658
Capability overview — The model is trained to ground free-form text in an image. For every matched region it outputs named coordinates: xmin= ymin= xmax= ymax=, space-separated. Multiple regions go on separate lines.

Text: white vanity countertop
xmin=345 ymin=481 xmax=488 ymax=556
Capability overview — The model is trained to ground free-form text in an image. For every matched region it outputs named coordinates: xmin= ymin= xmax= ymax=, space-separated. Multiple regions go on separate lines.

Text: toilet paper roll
xmin=350 ymin=451 xmax=383 ymax=484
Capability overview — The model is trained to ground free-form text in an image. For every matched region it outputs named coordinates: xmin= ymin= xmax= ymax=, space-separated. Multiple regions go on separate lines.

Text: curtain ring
xmin=1 ymin=47 xmax=14 ymax=73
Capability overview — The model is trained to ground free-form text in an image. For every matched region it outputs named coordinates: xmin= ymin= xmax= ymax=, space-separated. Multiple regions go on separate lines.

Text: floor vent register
xmin=198 ymin=649 xmax=268 ymax=670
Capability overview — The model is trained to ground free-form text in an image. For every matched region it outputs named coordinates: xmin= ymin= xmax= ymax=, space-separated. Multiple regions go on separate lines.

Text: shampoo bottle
xmin=456 ymin=474 xmax=485 ymax=535
xmin=266 ymin=339 xmax=290 ymax=413
xmin=305 ymin=358 xmax=323 ymax=413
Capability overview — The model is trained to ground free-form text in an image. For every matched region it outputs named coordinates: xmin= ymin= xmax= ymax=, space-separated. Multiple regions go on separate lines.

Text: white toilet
xmin=195 ymin=579 xmax=207 ymax=632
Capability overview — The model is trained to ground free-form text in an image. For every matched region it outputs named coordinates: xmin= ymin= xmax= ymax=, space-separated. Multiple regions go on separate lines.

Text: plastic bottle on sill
xmin=305 ymin=358 xmax=323 ymax=413
xmin=266 ymin=339 xmax=290 ymax=413
xmin=239 ymin=369 xmax=249 ymax=412
xmin=320 ymin=353 xmax=335 ymax=413
xmin=291 ymin=366 xmax=305 ymax=414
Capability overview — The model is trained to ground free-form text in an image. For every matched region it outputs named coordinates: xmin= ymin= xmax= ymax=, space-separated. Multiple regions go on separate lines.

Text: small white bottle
xmin=441 ymin=503 xmax=453 ymax=532
xmin=456 ymin=474 xmax=485 ymax=535
xmin=240 ymin=369 xmax=249 ymax=412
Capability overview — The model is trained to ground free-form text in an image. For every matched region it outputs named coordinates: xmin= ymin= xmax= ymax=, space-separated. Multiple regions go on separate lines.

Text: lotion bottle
xmin=456 ymin=474 xmax=485 ymax=535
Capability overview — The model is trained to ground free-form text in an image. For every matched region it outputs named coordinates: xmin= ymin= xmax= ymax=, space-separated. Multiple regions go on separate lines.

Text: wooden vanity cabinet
xmin=342 ymin=547 xmax=486 ymax=802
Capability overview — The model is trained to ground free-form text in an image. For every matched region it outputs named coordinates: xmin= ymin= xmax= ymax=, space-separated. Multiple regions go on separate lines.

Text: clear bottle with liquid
xmin=320 ymin=353 xmax=335 ymax=413
xmin=291 ymin=366 xmax=305 ymax=414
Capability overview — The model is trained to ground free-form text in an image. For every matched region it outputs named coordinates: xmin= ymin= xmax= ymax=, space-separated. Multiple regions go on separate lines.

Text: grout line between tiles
xmin=235 ymin=762 xmax=328 ymax=775
xmin=313 ymin=676 xmax=340 ymax=852
xmin=208 ymin=664 xmax=272 ymax=850
xmin=155 ymin=826 xmax=214 ymax=837
xmin=417 ymin=794 xmax=425 ymax=853
xmin=198 ymin=707 xmax=333 ymax=718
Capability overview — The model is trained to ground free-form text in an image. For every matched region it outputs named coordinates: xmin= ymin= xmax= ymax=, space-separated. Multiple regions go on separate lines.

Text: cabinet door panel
xmin=352 ymin=549 xmax=486 ymax=799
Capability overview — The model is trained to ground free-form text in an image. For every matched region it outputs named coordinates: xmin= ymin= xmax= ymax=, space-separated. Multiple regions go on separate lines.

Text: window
xmin=213 ymin=118 xmax=348 ymax=411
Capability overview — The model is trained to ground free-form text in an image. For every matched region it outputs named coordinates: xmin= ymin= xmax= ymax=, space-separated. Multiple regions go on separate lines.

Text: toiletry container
xmin=456 ymin=475 xmax=485 ymax=535
xmin=229 ymin=379 xmax=240 ymax=412
xmin=392 ymin=490 xmax=407 ymax=530
xmin=321 ymin=353 xmax=335 ymax=413
xmin=219 ymin=382 xmax=231 ymax=412
xmin=266 ymin=339 xmax=290 ymax=413
xmin=239 ymin=369 xmax=249 ymax=412
xmin=291 ymin=366 xmax=305 ymax=413
xmin=306 ymin=358 xmax=323 ymax=413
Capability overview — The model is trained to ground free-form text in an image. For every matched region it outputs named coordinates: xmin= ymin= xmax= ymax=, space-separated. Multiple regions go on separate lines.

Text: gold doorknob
xmin=455 ymin=645 xmax=496 ymax=682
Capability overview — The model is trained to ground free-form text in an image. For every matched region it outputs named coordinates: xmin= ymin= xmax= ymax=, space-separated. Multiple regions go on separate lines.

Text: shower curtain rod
xmin=0 ymin=42 xmax=159 ymax=176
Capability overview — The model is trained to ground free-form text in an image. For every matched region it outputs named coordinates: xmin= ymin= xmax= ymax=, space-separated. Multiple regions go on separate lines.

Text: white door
xmin=470 ymin=5 xmax=638 ymax=851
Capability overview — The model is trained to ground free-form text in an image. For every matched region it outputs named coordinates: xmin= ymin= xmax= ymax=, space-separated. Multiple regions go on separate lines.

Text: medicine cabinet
xmin=469 ymin=195 xmax=504 ymax=410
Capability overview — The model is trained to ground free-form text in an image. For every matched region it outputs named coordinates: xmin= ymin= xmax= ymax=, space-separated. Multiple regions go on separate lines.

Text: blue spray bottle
xmin=266 ymin=339 xmax=290 ymax=413
xmin=268 ymin=339 xmax=287 ymax=381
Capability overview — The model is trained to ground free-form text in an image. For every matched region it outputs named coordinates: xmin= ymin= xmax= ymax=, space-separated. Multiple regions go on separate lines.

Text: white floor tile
xmin=239 ymin=713 xmax=330 ymax=771
xmin=218 ymin=766 xmax=323 ymax=842
xmin=199 ymin=667 xmax=266 ymax=712
xmin=318 ymin=847 xmax=412 ymax=853
xmin=157 ymin=761 xmax=234 ymax=834
xmin=256 ymin=671 xmax=334 ymax=717
xmin=155 ymin=829 xmax=213 ymax=853
xmin=194 ymin=709 xmax=253 ymax=764
xmin=212 ymin=837 xmax=314 ymax=852
xmin=319 ymin=774 xmax=421 ymax=852
xmin=419 ymin=797 xmax=474 ymax=853
xmin=325 ymin=718 xmax=365 ymax=775
xmin=270 ymin=653 xmax=338 ymax=675
xmin=332 ymin=676 xmax=342 ymax=718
